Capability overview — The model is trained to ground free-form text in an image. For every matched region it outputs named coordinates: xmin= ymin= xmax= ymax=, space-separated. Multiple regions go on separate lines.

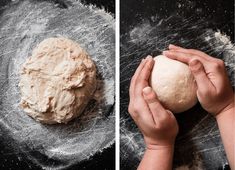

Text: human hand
xmin=128 ymin=56 xmax=179 ymax=149
xmin=163 ymin=44 xmax=234 ymax=116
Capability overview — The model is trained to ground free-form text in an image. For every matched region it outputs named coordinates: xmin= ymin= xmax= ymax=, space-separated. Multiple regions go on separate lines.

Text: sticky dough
xmin=150 ymin=55 xmax=197 ymax=113
xmin=19 ymin=37 xmax=97 ymax=124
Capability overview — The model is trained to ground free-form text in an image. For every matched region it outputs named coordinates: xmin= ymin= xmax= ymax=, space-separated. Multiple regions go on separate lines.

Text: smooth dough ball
xmin=150 ymin=55 xmax=197 ymax=113
xmin=19 ymin=37 xmax=97 ymax=124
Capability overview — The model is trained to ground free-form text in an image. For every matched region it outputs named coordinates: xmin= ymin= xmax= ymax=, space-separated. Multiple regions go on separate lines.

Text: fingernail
xmin=146 ymin=55 xmax=152 ymax=60
xmin=143 ymin=86 xmax=152 ymax=95
xmin=162 ymin=51 xmax=169 ymax=55
xmin=169 ymin=44 xmax=175 ymax=48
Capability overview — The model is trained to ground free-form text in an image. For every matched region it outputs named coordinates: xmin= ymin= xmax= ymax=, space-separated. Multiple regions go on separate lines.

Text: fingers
xmin=137 ymin=56 xmax=154 ymax=81
xmin=169 ymin=44 xmax=216 ymax=62
xmin=128 ymin=56 xmax=155 ymax=125
xmin=129 ymin=58 xmax=147 ymax=100
xmin=135 ymin=57 xmax=154 ymax=97
xmin=163 ymin=50 xmax=208 ymax=65
xmin=169 ymin=44 xmax=182 ymax=50
xmin=189 ymin=59 xmax=215 ymax=94
xmin=142 ymin=86 xmax=167 ymax=124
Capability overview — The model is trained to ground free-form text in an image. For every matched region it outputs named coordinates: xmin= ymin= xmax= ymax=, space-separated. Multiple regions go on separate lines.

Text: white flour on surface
xmin=0 ymin=0 xmax=115 ymax=169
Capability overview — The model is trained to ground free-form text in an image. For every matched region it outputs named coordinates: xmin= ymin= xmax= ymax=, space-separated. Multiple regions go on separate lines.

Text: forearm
xmin=216 ymin=104 xmax=235 ymax=170
xmin=138 ymin=146 xmax=174 ymax=170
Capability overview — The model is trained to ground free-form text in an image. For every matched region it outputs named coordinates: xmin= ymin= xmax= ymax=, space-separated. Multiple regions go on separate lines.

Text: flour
xmin=0 ymin=0 xmax=115 ymax=169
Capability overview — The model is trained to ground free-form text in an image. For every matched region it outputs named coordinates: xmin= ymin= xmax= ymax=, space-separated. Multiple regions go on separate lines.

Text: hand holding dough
xmin=19 ymin=37 xmax=97 ymax=124
xmin=150 ymin=55 xmax=197 ymax=113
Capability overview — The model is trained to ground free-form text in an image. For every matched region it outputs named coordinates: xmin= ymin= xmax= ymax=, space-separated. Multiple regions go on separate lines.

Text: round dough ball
xmin=150 ymin=55 xmax=197 ymax=113
xmin=19 ymin=37 xmax=97 ymax=124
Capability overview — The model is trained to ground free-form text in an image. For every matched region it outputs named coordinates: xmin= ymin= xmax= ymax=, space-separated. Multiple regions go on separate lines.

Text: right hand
xmin=163 ymin=44 xmax=234 ymax=116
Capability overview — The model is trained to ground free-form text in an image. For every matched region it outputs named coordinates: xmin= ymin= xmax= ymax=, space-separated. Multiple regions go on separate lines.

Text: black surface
xmin=120 ymin=0 xmax=234 ymax=169
xmin=0 ymin=138 xmax=115 ymax=170
xmin=121 ymin=0 xmax=234 ymax=42
xmin=62 ymin=145 xmax=115 ymax=170
xmin=81 ymin=0 xmax=114 ymax=14
xmin=0 ymin=0 xmax=115 ymax=170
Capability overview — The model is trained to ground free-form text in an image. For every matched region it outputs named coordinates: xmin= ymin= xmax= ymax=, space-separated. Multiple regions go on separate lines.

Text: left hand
xmin=128 ymin=56 xmax=179 ymax=149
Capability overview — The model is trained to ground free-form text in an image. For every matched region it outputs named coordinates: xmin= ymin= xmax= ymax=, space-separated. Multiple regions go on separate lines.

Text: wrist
xmin=144 ymin=136 xmax=177 ymax=150
xmin=145 ymin=144 xmax=175 ymax=161
xmin=139 ymin=144 xmax=174 ymax=170
xmin=146 ymin=143 xmax=175 ymax=150
xmin=215 ymin=101 xmax=234 ymax=120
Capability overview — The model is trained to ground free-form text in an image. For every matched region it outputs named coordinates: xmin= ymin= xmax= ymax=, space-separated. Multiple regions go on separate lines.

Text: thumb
xmin=142 ymin=86 xmax=166 ymax=123
xmin=189 ymin=59 xmax=214 ymax=94
xmin=165 ymin=109 xmax=175 ymax=117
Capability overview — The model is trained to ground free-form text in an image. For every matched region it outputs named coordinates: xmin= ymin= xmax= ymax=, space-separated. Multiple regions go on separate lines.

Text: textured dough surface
xmin=150 ymin=55 xmax=197 ymax=113
xmin=19 ymin=37 xmax=97 ymax=124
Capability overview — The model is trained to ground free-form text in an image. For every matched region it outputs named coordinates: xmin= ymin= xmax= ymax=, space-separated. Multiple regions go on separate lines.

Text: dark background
xmin=0 ymin=0 xmax=115 ymax=170
xmin=121 ymin=0 xmax=234 ymax=42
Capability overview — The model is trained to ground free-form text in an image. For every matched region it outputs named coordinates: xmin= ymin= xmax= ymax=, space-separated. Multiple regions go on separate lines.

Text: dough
xmin=19 ymin=37 xmax=97 ymax=124
xmin=150 ymin=55 xmax=197 ymax=113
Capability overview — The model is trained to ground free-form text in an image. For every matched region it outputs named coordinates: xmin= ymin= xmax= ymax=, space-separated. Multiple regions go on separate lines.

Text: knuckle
xmin=130 ymin=104 xmax=140 ymax=113
xmin=213 ymin=59 xmax=224 ymax=69
xmin=212 ymin=62 xmax=220 ymax=69
xmin=192 ymin=54 xmax=200 ymax=59
xmin=128 ymin=105 xmax=132 ymax=113
xmin=217 ymin=59 xmax=225 ymax=67
xmin=128 ymin=105 xmax=140 ymax=120
xmin=128 ymin=103 xmax=134 ymax=112
xmin=131 ymin=111 xmax=140 ymax=120
xmin=133 ymin=106 xmax=141 ymax=113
